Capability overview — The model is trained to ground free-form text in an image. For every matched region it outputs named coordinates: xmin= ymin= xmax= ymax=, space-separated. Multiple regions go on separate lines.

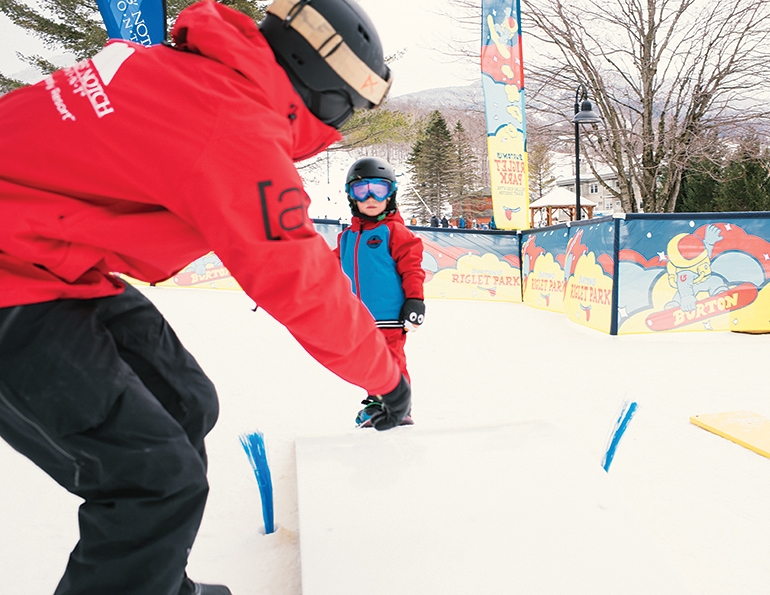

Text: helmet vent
xmin=358 ymin=25 xmax=370 ymax=43
xmin=291 ymin=53 xmax=305 ymax=66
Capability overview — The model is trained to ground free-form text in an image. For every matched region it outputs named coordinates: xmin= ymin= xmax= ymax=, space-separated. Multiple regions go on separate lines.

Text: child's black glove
xmin=369 ymin=375 xmax=412 ymax=431
xmin=399 ymin=298 xmax=425 ymax=332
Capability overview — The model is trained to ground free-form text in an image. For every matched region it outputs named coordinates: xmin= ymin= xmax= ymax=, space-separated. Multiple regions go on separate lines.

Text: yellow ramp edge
xmin=690 ymin=411 xmax=770 ymax=459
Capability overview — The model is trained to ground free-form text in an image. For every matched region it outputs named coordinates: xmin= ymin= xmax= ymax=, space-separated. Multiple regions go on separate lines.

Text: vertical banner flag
xmin=96 ymin=0 xmax=166 ymax=46
xmin=481 ymin=0 xmax=530 ymax=230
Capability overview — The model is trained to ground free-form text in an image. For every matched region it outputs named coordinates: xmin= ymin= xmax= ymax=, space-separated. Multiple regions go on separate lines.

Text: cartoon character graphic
xmin=190 ymin=253 xmax=223 ymax=275
xmin=521 ymin=235 xmax=545 ymax=285
xmin=618 ymin=221 xmax=769 ymax=333
xmin=665 ymin=225 xmax=728 ymax=311
xmin=562 ymin=229 xmax=587 ymax=289
xmin=503 ymin=205 xmax=521 ymax=221
xmin=482 ymin=8 xmax=523 ymax=87
xmin=172 ymin=252 xmax=231 ymax=287
xmin=419 ymin=238 xmax=478 ymax=282
xmin=487 ymin=10 xmax=517 ymax=58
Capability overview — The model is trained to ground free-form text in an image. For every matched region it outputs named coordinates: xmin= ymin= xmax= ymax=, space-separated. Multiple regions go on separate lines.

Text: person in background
xmin=440 ymin=215 xmax=449 ymax=228
xmin=458 ymin=215 xmax=467 ymax=229
xmin=430 ymin=213 xmax=440 ymax=227
xmin=410 ymin=215 xmax=418 ymax=226
xmin=490 ymin=215 xmax=498 ymax=230
xmin=0 ymin=1 xmax=409 ymax=594
xmin=334 ymin=157 xmax=426 ymax=427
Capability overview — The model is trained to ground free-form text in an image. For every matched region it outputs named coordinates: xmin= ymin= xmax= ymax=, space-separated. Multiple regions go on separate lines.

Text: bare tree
xmin=447 ymin=0 xmax=770 ymax=213
xmin=526 ymin=0 xmax=770 ymax=213
xmin=526 ymin=119 xmax=559 ymax=200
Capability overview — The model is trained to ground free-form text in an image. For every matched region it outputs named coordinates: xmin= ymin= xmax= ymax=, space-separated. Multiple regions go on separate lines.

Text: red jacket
xmin=0 ymin=1 xmax=399 ymax=395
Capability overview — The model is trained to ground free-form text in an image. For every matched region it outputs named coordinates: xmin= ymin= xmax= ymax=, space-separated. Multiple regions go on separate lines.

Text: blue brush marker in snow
xmin=602 ymin=400 xmax=638 ymax=472
xmin=240 ymin=431 xmax=275 ymax=534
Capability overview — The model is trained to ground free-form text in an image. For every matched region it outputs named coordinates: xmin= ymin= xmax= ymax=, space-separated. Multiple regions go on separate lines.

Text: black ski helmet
xmin=345 ymin=156 xmax=398 ymax=220
xmin=260 ymin=0 xmax=392 ymax=129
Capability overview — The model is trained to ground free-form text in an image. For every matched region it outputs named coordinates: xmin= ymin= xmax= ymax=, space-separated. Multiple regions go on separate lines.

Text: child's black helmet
xmin=260 ymin=0 xmax=392 ymax=129
xmin=345 ymin=157 xmax=398 ymax=220
xmin=346 ymin=156 xmax=396 ymax=185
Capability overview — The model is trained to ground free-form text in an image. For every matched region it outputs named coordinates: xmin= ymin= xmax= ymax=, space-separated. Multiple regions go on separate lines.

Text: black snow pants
xmin=0 ymin=282 xmax=219 ymax=595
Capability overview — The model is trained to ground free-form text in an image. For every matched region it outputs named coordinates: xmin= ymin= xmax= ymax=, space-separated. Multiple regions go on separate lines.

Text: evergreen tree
xmin=715 ymin=136 xmax=770 ymax=212
xmin=676 ymin=134 xmax=770 ymax=213
xmin=675 ymin=155 xmax=723 ymax=213
xmin=0 ymin=0 xmax=265 ymax=92
xmin=404 ymin=110 xmax=455 ymax=222
xmin=449 ymin=120 xmax=480 ymax=221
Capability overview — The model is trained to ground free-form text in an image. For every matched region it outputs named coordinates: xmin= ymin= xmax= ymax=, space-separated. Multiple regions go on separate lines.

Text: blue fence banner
xmin=616 ymin=213 xmax=770 ymax=334
xmin=119 ymin=213 xmax=770 ymax=335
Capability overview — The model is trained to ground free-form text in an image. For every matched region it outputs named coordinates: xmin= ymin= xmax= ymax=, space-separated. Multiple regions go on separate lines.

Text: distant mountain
xmin=386 ymin=81 xmax=484 ymax=114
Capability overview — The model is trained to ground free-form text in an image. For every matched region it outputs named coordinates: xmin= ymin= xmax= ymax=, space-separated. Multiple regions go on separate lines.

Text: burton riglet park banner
xmin=615 ymin=215 xmax=770 ymax=334
xmin=419 ymin=228 xmax=521 ymax=302
xmin=120 ymin=221 xmax=524 ymax=304
xmin=481 ymin=0 xmax=530 ymax=230
xmin=119 ymin=220 xmax=345 ymax=292
xmin=521 ymin=225 xmax=570 ymax=313
xmin=521 ymin=218 xmax=617 ymax=333
xmin=561 ymin=219 xmax=617 ymax=334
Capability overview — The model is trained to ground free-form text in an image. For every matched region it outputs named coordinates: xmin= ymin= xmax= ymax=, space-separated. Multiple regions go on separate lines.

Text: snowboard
xmin=645 ymin=282 xmax=757 ymax=331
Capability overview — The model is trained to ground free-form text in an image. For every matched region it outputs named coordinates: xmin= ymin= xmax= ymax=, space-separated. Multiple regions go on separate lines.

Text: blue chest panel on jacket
xmin=339 ymin=225 xmax=404 ymax=322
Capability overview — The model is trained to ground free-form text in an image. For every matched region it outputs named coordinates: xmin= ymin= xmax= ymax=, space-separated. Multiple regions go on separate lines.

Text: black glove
xmin=369 ymin=375 xmax=412 ymax=431
xmin=399 ymin=298 xmax=425 ymax=332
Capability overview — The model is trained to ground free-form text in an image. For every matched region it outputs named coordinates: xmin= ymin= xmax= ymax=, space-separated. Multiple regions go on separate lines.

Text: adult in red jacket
xmin=0 ymin=1 xmax=408 ymax=594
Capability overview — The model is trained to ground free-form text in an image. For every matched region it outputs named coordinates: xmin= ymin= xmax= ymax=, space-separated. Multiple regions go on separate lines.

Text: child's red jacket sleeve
xmin=389 ymin=223 xmax=425 ymax=300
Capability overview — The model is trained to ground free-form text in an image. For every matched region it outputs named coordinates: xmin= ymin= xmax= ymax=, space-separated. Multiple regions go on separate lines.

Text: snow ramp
xmin=295 ymin=421 xmax=689 ymax=595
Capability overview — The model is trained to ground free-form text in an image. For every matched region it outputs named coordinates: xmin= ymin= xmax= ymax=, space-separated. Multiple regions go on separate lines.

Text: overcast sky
xmin=0 ymin=0 xmax=480 ymax=96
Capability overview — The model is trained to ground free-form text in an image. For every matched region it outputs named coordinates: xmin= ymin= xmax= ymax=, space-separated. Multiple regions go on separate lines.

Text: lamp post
xmin=572 ymin=84 xmax=601 ymax=220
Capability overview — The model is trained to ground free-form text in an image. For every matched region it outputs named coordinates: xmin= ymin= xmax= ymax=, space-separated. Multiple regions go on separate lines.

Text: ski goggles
xmin=347 ymin=178 xmax=396 ymax=202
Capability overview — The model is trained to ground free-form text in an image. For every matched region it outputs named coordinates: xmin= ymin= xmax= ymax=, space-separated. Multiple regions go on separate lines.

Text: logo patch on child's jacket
xmin=366 ymin=236 xmax=383 ymax=249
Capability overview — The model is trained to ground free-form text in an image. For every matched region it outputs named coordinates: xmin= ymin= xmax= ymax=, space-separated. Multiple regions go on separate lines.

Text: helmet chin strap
xmin=267 ymin=0 xmax=392 ymax=106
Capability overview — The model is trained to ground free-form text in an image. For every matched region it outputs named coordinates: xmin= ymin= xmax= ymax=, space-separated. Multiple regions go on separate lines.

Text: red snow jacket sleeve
xmin=165 ymin=3 xmax=400 ymax=395
xmin=0 ymin=1 xmax=400 ymax=397
xmin=388 ymin=219 xmax=425 ymax=300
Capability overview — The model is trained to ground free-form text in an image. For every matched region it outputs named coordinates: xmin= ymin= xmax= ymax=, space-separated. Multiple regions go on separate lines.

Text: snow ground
xmin=1 ymin=287 xmax=769 ymax=594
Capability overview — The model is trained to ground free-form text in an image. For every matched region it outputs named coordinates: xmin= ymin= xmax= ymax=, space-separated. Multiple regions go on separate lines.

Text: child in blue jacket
xmin=334 ymin=157 xmax=426 ymax=426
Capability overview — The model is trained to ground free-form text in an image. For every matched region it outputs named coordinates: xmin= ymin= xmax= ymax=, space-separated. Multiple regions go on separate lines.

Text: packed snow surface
xmin=1 ymin=287 xmax=769 ymax=594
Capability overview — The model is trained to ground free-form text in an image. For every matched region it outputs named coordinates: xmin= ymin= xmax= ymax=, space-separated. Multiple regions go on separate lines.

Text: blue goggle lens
xmin=348 ymin=178 xmax=395 ymax=202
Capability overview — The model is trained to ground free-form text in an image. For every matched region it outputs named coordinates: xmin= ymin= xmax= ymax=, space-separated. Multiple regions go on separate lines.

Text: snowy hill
xmin=387 ymin=81 xmax=484 ymax=113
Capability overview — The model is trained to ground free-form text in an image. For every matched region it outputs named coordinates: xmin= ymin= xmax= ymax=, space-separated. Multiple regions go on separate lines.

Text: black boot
xmin=192 ymin=582 xmax=232 ymax=595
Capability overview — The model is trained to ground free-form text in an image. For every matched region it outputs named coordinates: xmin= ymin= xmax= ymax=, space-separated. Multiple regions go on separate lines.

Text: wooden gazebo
xmin=529 ymin=187 xmax=596 ymax=228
